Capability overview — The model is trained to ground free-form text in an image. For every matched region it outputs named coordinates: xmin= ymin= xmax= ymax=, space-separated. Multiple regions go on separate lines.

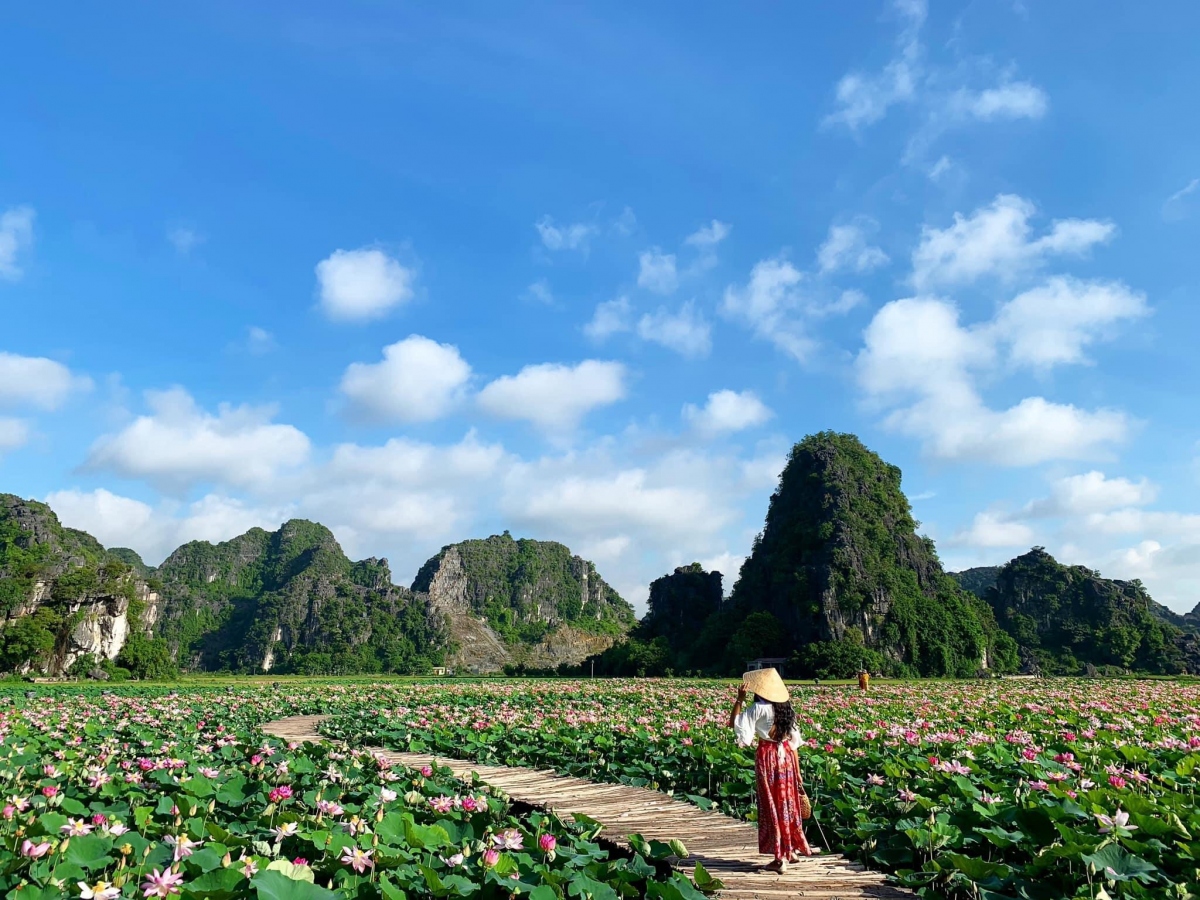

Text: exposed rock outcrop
xmin=414 ymin=534 xmax=634 ymax=673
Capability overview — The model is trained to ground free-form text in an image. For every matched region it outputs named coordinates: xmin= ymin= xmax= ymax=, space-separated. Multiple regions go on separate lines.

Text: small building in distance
xmin=746 ymin=657 xmax=790 ymax=677
xmin=431 ymin=666 xmax=454 ymax=677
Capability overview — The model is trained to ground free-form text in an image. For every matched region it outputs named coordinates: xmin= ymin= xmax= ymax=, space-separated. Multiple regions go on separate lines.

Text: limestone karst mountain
xmin=0 ymin=494 xmax=631 ymax=676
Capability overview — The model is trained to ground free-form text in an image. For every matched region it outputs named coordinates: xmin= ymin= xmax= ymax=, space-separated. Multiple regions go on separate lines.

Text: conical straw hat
xmin=742 ymin=667 xmax=789 ymax=703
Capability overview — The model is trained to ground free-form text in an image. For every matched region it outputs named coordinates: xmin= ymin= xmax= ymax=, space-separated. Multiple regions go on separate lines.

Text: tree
xmin=0 ymin=609 xmax=58 ymax=671
xmin=116 ymin=634 xmax=177 ymax=680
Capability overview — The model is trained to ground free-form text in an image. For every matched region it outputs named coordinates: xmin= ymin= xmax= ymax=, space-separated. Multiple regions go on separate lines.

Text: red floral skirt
xmin=755 ymin=741 xmax=812 ymax=859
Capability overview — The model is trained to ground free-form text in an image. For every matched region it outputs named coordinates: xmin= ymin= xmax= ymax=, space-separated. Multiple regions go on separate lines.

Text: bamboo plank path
xmin=263 ymin=715 xmax=908 ymax=900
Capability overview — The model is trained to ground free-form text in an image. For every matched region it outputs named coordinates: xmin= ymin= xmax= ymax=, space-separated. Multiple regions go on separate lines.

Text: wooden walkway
xmin=263 ymin=715 xmax=907 ymax=900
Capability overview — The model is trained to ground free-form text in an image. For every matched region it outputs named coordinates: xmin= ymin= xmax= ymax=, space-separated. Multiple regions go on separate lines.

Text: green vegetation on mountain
xmin=579 ymin=433 xmax=1019 ymax=679
xmin=0 ymin=494 xmax=152 ymax=675
xmin=412 ymin=531 xmax=635 ymax=645
xmin=724 ymin=432 xmax=1016 ymax=677
xmin=949 ymin=565 xmax=1003 ymax=599
xmin=155 ymin=519 xmax=446 ymax=675
xmin=982 ymin=547 xmax=1197 ymax=675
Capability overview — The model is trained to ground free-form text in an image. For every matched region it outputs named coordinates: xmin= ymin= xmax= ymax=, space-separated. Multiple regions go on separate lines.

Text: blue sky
xmin=2 ymin=1 xmax=1199 ymax=612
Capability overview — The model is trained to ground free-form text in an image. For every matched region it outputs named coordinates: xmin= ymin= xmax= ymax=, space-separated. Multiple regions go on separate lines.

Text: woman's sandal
xmin=765 ymin=859 xmax=789 ymax=874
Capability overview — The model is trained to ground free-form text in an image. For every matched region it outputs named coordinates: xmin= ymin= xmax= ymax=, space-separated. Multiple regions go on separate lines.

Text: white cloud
xmin=823 ymin=2 xmax=1049 ymax=164
xmin=816 ymin=220 xmax=889 ymax=275
xmin=912 ymin=194 xmax=1115 ymax=291
xmin=683 ymin=390 xmax=773 ymax=437
xmin=0 ymin=417 xmax=29 ymax=452
xmin=637 ymin=248 xmax=679 ymax=294
xmin=327 ymin=430 xmax=504 ymax=487
xmin=928 ymin=156 xmax=953 ymax=181
xmin=814 ymin=289 xmax=867 ymax=318
xmin=316 ymin=248 xmax=415 ymax=321
xmin=721 ymin=257 xmax=815 ymax=361
xmin=0 ymin=353 xmax=92 ymax=410
xmin=86 ymin=387 xmax=311 ymax=490
xmin=685 ymin=220 xmax=731 ymax=248
xmin=989 ymin=277 xmax=1148 ymax=369
xmin=44 ymin=488 xmax=293 ymax=565
xmin=0 ymin=206 xmax=35 ymax=281
xmin=1162 ymin=178 xmax=1199 ymax=223
xmin=636 ymin=301 xmax=712 ymax=358
xmin=478 ymin=360 xmax=626 ymax=432
xmin=697 ymin=552 xmax=745 ymax=586
xmin=340 ymin=335 xmax=471 ymax=423
xmin=1023 ymin=471 xmax=1158 ymax=518
xmin=245 ymin=327 xmax=276 ymax=355
xmin=954 ymin=511 xmax=1035 ymax=548
xmin=44 ymin=488 xmax=156 ymax=548
xmin=823 ymin=0 xmax=924 ymax=130
xmin=858 ymin=296 xmax=1133 ymax=465
xmin=535 ymin=216 xmax=596 ymax=252
xmin=508 ymin=467 xmax=721 ymax=542
xmin=167 ymin=227 xmax=203 ymax=256
xmin=584 ymin=297 xmax=633 ymax=342
xmin=612 ymin=207 xmax=637 ymax=237
xmin=950 ymin=82 xmax=1048 ymax=121
xmin=526 ymin=279 xmax=554 ymax=305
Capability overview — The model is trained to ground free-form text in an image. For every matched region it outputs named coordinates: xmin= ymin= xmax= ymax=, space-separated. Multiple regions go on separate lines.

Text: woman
xmin=727 ymin=668 xmax=812 ymax=873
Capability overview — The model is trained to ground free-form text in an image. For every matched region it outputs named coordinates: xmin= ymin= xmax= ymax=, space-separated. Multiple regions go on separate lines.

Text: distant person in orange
xmin=858 ymin=669 xmax=870 ymax=692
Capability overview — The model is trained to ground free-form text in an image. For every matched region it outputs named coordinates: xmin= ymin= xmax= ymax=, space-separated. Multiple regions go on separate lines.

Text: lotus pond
xmin=0 ymin=683 xmax=704 ymax=900
xmin=319 ymin=678 xmax=1200 ymax=899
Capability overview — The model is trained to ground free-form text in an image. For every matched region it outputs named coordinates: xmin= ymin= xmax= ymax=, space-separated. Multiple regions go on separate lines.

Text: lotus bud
xmin=58 ymin=838 xmax=69 ymax=854
xmin=189 ymin=805 xmax=198 ymax=817
xmin=222 ymin=852 xmax=232 ymax=867
xmin=375 ymin=808 xmax=384 ymax=823
xmin=208 ymin=800 xmax=216 ymax=813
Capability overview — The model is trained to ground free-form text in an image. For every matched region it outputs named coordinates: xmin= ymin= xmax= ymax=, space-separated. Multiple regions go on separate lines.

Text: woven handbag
xmin=797 ymin=787 xmax=813 ymax=820
xmin=790 ymin=745 xmax=813 ymax=820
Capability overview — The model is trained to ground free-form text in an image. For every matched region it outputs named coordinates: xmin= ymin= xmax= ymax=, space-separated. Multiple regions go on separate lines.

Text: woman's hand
xmin=736 ymin=685 xmax=748 ymax=703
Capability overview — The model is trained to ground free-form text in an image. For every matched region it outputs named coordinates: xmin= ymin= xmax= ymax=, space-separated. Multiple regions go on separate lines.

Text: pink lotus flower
xmin=420 ymin=765 xmax=434 ymax=777
xmin=429 ymin=796 xmax=454 ymax=813
xmin=1109 ymin=775 xmax=1127 ymax=789
xmin=41 ymin=785 xmax=58 ymax=798
xmin=77 ymin=881 xmax=121 ymax=900
xmin=164 ymin=834 xmax=202 ymax=861
xmin=292 ymin=857 xmax=309 ymax=866
xmin=240 ymin=859 xmax=259 ymax=877
xmin=340 ymin=847 xmax=374 ymax=874
xmin=1097 ymin=810 xmax=1136 ymax=833
xmin=141 ymin=867 xmax=185 ymax=897
xmin=268 ymin=785 xmax=293 ymax=804
xmin=539 ymin=833 xmax=557 ymax=853
xmin=482 ymin=848 xmax=500 ymax=868
xmin=867 ymin=774 xmax=885 ymax=786
xmin=62 ymin=818 xmax=94 ymax=836
xmin=897 ymin=789 xmax=917 ymax=802
xmin=20 ymin=839 xmax=51 ymax=858
xmin=380 ymin=788 xmax=397 ymax=803
xmin=492 ymin=828 xmax=524 ymax=851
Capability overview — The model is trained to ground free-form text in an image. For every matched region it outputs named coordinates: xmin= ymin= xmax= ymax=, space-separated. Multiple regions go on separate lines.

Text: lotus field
xmin=0 ymin=684 xmax=703 ymax=900
xmin=0 ymin=680 xmax=1197 ymax=900
xmin=322 ymin=679 xmax=1200 ymax=899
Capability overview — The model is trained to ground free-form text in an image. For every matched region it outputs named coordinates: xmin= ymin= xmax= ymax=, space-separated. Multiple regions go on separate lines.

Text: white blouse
xmin=733 ymin=701 xmax=801 ymax=749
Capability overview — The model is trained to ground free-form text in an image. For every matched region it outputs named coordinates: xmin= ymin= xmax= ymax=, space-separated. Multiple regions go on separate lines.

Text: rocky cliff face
xmin=412 ymin=534 xmax=634 ymax=673
xmin=153 ymin=520 xmax=446 ymax=674
xmin=982 ymin=547 xmax=1196 ymax=674
xmin=0 ymin=494 xmax=157 ymax=676
xmin=726 ymin=432 xmax=1012 ymax=677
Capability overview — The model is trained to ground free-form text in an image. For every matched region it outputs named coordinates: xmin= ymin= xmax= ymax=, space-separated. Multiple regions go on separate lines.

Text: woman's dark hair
xmin=769 ymin=700 xmax=796 ymax=742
